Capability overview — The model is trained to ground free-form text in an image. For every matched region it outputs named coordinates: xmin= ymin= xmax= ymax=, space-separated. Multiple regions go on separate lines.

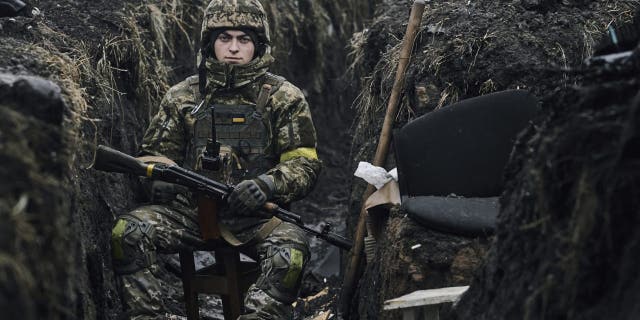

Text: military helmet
xmin=201 ymin=0 xmax=270 ymax=50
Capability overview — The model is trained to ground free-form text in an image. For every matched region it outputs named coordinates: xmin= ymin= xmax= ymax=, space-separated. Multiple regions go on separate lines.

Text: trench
xmin=2 ymin=0 xmax=640 ymax=319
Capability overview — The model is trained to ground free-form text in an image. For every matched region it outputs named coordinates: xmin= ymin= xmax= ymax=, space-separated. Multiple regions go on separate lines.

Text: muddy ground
xmin=2 ymin=0 xmax=640 ymax=319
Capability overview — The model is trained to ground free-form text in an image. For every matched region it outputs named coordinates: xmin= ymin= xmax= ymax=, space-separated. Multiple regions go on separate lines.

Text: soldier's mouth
xmin=224 ymin=57 xmax=242 ymax=63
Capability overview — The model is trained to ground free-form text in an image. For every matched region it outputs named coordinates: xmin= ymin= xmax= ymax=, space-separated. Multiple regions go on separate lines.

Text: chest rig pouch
xmin=190 ymin=73 xmax=284 ymax=185
xmin=193 ymin=104 xmax=276 ymax=185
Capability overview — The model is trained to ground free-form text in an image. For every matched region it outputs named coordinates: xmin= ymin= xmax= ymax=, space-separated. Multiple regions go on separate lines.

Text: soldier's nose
xmin=229 ymin=40 xmax=240 ymax=53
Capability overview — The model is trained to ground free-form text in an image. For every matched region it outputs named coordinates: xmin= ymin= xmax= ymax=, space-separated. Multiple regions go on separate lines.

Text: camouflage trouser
xmin=111 ymin=202 xmax=310 ymax=320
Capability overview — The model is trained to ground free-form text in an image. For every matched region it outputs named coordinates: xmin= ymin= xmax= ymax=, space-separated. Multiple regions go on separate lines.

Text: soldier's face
xmin=214 ymin=30 xmax=255 ymax=65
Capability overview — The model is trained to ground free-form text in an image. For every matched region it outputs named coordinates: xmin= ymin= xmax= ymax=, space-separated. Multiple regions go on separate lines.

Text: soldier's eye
xmin=239 ymin=36 xmax=252 ymax=44
xmin=217 ymin=34 xmax=231 ymax=42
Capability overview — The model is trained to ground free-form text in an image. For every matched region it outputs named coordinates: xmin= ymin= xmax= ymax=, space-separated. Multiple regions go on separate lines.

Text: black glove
xmin=228 ymin=175 xmax=275 ymax=216
xmin=149 ymin=180 xmax=189 ymax=204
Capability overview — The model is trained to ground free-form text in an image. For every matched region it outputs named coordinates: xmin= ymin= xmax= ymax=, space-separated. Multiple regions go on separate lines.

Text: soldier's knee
xmin=256 ymin=242 xmax=310 ymax=304
xmin=111 ymin=215 xmax=157 ymax=274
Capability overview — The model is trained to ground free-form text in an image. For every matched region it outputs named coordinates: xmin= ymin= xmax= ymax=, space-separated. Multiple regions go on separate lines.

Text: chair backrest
xmin=394 ymin=90 xmax=538 ymax=198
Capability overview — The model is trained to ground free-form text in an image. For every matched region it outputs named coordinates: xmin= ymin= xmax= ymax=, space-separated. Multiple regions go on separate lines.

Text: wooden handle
xmin=197 ymin=195 xmax=221 ymax=240
xmin=341 ymin=0 xmax=426 ymax=315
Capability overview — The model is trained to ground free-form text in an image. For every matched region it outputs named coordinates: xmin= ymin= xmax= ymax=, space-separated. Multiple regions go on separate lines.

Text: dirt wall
xmin=0 ymin=71 xmax=75 ymax=319
xmin=0 ymin=0 xmax=373 ymax=318
xmin=354 ymin=207 xmax=488 ymax=319
xmin=453 ymin=50 xmax=640 ymax=320
xmin=346 ymin=0 xmax=638 ymax=318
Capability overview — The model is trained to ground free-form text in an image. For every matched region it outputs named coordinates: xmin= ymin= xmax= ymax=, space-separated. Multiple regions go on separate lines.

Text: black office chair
xmin=394 ymin=90 xmax=538 ymax=236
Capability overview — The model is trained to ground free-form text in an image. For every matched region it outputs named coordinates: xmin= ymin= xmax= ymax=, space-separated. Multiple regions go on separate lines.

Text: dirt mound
xmin=453 ymin=50 xmax=640 ymax=320
xmin=355 ymin=207 xmax=488 ymax=319
xmin=0 ymin=74 xmax=74 ymax=320
xmin=346 ymin=0 xmax=638 ymax=318
xmin=349 ymin=0 xmax=637 ymax=157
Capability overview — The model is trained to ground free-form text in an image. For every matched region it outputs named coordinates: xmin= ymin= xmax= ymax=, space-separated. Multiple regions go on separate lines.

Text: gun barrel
xmin=323 ymin=233 xmax=353 ymax=251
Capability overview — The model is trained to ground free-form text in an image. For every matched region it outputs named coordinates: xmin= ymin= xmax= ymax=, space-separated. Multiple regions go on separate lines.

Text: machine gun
xmin=93 ymin=144 xmax=352 ymax=251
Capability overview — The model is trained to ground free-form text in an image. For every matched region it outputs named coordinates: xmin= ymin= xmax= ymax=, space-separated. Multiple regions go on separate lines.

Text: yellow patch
xmin=232 ymin=117 xmax=245 ymax=123
xmin=280 ymin=147 xmax=318 ymax=162
xmin=146 ymin=164 xmax=155 ymax=177
xmin=282 ymin=248 xmax=304 ymax=288
xmin=111 ymin=219 xmax=127 ymax=260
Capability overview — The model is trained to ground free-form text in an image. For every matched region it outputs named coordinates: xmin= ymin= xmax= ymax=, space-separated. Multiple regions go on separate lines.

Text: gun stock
xmin=94 ymin=145 xmax=149 ymax=177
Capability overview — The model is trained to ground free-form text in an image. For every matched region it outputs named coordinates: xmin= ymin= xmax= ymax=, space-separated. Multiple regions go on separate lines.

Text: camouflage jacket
xmin=139 ymin=72 xmax=322 ymax=205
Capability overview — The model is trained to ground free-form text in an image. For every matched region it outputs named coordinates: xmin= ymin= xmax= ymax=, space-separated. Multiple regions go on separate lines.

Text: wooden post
xmin=340 ymin=0 xmax=427 ymax=317
xmin=180 ymin=250 xmax=199 ymax=320
xmin=218 ymin=247 xmax=243 ymax=319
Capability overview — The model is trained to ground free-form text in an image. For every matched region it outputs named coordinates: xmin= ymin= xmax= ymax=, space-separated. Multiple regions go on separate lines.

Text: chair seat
xmin=403 ymin=196 xmax=498 ymax=237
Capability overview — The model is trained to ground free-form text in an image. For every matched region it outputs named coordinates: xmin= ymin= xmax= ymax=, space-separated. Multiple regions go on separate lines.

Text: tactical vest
xmin=188 ymin=73 xmax=285 ymax=185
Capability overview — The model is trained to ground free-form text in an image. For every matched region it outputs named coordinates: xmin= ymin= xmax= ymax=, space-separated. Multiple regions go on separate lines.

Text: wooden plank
xmin=383 ymin=286 xmax=469 ymax=310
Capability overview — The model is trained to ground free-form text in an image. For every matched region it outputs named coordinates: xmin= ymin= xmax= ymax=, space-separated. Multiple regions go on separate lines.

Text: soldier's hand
xmin=228 ymin=175 xmax=275 ymax=216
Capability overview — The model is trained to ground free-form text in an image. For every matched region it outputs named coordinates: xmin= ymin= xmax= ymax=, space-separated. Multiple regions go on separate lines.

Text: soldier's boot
xmin=111 ymin=214 xmax=167 ymax=319
xmin=240 ymin=222 xmax=310 ymax=320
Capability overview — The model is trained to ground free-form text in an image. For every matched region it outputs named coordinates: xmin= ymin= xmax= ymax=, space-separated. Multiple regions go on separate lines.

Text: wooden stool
xmin=179 ymin=246 xmax=259 ymax=319
xmin=179 ymin=196 xmax=260 ymax=320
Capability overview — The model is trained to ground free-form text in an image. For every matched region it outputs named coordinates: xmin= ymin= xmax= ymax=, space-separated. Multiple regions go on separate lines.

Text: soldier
xmin=110 ymin=0 xmax=322 ymax=319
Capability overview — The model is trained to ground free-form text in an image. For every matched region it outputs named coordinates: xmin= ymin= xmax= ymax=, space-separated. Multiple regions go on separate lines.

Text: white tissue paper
xmin=354 ymin=161 xmax=397 ymax=190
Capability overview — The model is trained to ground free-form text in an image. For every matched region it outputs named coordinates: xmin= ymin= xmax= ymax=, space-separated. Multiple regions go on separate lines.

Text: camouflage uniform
xmin=111 ymin=1 xmax=322 ymax=319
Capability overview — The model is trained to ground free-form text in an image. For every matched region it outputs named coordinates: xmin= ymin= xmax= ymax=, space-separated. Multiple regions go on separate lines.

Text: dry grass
xmin=263 ymin=0 xmax=333 ymax=92
xmin=5 ymin=0 xmax=203 ymax=167
xmin=346 ymin=29 xmax=368 ymax=77
xmin=147 ymin=0 xmax=197 ymax=59
xmin=349 ymin=0 xmax=640 ymax=156
xmin=351 ymin=40 xmax=401 ymax=138
xmin=479 ymin=78 xmax=496 ymax=95
xmin=0 ymin=252 xmax=35 ymax=293
xmin=436 ymin=82 xmax=460 ymax=109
